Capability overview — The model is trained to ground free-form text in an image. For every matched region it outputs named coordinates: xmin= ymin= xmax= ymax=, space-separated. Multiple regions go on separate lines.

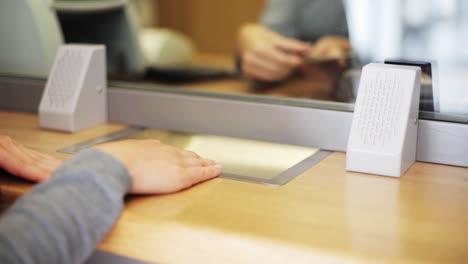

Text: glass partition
xmin=1 ymin=0 xmax=467 ymax=124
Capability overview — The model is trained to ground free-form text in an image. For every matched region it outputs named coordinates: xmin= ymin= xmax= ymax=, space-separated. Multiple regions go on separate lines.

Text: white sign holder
xmin=346 ymin=63 xmax=421 ymax=177
xmin=39 ymin=45 xmax=107 ymax=132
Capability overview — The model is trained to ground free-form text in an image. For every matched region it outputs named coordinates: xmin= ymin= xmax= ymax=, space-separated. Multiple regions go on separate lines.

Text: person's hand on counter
xmin=238 ymin=23 xmax=310 ymax=82
xmin=94 ymin=139 xmax=222 ymax=194
xmin=0 ymin=134 xmax=222 ymax=193
xmin=0 ymin=135 xmax=222 ymax=264
xmin=0 ymin=135 xmax=63 ymax=182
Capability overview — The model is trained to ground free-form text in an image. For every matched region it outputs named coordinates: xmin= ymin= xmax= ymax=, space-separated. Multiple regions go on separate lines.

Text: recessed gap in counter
xmin=58 ymin=127 xmax=330 ymax=185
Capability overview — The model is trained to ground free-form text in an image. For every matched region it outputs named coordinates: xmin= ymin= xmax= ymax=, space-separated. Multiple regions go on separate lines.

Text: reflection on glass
xmin=346 ymin=0 xmax=468 ymax=115
xmin=0 ymin=0 xmax=467 ymax=120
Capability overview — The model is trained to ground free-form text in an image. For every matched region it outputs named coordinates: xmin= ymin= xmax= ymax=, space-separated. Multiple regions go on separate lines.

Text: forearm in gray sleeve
xmin=0 ymin=148 xmax=132 ymax=264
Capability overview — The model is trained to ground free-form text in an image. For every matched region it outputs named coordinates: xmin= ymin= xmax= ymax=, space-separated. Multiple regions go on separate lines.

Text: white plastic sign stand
xmin=346 ymin=63 xmax=421 ymax=177
xmin=39 ymin=45 xmax=107 ymax=132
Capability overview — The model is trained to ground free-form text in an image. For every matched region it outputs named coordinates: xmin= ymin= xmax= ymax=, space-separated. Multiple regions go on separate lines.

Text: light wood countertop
xmin=1 ymin=111 xmax=468 ymax=263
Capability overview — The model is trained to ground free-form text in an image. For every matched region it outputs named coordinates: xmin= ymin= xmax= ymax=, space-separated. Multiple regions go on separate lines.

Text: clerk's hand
xmin=94 ymin=139 xmax=222 ymax=194
xmin=0 ymin=135 xmax=63 ymax=182
xmin=307 ymin=36 xmax=350 ymax=65
xmin=238 ymin=23 xmax=310 ymax=82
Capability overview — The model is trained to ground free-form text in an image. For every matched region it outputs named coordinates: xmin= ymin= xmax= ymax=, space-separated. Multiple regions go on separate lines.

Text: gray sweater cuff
xmin=55 ymin=148 xmax=132 ymax=195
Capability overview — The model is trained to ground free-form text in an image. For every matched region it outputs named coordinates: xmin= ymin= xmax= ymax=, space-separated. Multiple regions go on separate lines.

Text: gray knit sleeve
xmin=0 ymin=148 xmax=132 ymax=264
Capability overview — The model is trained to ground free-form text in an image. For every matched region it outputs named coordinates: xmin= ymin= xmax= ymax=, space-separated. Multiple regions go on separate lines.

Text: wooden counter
xmin=1 ymin=111 xmax=468 ymax=263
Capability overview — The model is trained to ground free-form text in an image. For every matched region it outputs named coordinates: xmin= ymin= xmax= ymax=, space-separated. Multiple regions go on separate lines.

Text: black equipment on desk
xmin=385 ymin=59 xmax=435 ymax=112
xmin=144 ymin=65 xmax=239 ymax=83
